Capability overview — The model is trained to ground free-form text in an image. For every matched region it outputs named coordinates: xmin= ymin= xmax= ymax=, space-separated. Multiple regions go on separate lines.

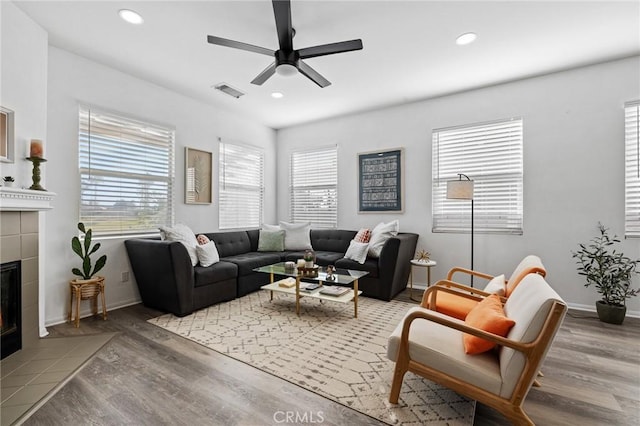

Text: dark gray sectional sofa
xmin=124 ymin=229 xmax=418 ymax=317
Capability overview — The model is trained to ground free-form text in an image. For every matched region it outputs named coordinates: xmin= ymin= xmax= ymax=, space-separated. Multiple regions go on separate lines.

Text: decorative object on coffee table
xmin=326 ymin=265 xmax=336 ymax=280
xmin=303 ymin=249 xmax=315 ymax=267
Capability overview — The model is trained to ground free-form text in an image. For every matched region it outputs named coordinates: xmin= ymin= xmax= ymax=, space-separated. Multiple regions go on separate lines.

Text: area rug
xmin=148 ymin=291 xmax=475 ymax=425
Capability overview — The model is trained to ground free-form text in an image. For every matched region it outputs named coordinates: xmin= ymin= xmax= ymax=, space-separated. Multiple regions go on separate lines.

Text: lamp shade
xmin=447 ymin=180 xmax=474 ymax=200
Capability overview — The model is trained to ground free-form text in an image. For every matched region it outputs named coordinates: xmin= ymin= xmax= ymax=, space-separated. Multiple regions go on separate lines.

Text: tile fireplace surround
xmin=0 ymin=187 xmax=56 ymax=353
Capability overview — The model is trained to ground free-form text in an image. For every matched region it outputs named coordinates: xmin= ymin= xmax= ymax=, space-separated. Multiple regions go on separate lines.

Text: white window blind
xmin=625 ymin=100 xmax=640 ymax=237
xmin=78 ymin=106 xmax=175 ymax=237
xmin=219 ymin=141 xmax=264 ymax=229
xmin=432 ymin=117 xmax=523 ymax=234
xmin=290 ymin=146 xmax=338 ymax=228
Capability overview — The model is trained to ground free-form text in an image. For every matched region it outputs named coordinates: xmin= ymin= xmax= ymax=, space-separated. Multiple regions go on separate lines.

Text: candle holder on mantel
xmin=25 ymin=157 xmax=47 ymax=191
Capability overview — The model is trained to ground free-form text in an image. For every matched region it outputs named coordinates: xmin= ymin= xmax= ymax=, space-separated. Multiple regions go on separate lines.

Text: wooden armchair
xmin=388 ymin=273 xmax=566 ymax=425
xmin=426 ymin=255 xmax=547 ymax=320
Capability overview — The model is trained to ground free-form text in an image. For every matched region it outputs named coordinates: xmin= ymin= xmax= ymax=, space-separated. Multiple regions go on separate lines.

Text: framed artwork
xmin=0 ymin=106 xmax=15 ymax=163
xmin=358 ymin=148 xmax=404 ymax=212
xmin=185 ymin=147 xmax=212 ymax=204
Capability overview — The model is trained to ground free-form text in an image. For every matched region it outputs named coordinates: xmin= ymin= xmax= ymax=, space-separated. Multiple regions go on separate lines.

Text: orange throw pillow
xmin=463 ymin=294 xmax=516 ymax=355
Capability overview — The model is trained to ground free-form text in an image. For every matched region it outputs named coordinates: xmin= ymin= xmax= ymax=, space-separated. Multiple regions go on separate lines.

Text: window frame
xmin=78 ymin=105 xmax=175 ymax=238
xmin=432 ymin=117 xmax=524 ymax=235
xmin=218 ymin=140 xmax=265 ymax=230
xmin=625 ymin=100 xmax=640 ymax=238
xmin=289 ymin=145 xmax=338 ymax=228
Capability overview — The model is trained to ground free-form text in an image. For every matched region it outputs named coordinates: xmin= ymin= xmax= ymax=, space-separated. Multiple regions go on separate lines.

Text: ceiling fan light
xmin=276 ymin=64 xmax=298 ymax=77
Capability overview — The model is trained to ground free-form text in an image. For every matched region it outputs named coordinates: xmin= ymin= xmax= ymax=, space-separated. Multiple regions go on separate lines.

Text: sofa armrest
xmin=124 ymin=238 xmax=195 ymax=316
xmin=377 ymin=233 xmax=419 ymax=300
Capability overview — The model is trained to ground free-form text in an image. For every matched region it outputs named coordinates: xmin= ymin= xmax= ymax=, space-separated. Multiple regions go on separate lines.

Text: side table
xmin=68 ymin=276 xmax=107 ymax=328
xmin=409 ymin=259 xmax=437 ymax=302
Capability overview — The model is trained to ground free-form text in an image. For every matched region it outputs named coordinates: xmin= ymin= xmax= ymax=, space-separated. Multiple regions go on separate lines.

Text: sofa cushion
xmin=159 ymin=223 xmax=199 ymax=266
xmin=335 ymin=257 xmax=379 ymax=278
xmin=257 ymin=229 xmax=285 ymax=252
xmin=194 ymin=261 xmax=238 ymax=288
xmin=207 ymin=231 xmax=252 ymax=258
xmin=344 ymin=240 xmax=369 ymax=264
xmin=196 ymin=241 xmax=220 ymax=267
xmin=368 ymin=220 xmax=399 ymax=258
xmin=311 ymin=229 xmax=356 ymax=253
xmin=222 ymin=252 xmax=282 ymax=276
xmin=279 ymin=221 xmax=312 ymax=250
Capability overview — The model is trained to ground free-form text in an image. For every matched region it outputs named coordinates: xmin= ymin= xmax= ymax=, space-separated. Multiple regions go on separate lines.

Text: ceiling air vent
xmin=213 ymin=83 xmax=245 ymax=99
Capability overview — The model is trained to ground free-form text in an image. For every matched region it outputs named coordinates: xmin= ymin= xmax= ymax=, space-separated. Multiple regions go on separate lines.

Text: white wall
xmin=44 ymin=47 xmax=277 ymax=325
xmin=276 ymin=56 xmax=640 ymax=316
xmin=1 ymin=1 xmax=50 ymax=336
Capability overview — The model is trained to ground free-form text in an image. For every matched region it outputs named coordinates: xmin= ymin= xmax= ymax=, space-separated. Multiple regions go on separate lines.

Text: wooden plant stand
xmin=68 ymin=276 xmax=107 ymax=327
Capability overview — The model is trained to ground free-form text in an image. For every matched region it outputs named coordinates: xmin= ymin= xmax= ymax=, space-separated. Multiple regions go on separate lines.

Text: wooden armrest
xmin=400 ymin=308 xmax=531 ymax=354
xmin=422 ymin=280 xmax=503 ymax=308
xmin=446 ymin=266 xmax=495 ymax=282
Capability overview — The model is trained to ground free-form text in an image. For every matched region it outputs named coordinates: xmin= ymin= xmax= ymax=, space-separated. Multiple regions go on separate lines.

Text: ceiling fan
xmin=207 ymin=0 xmax=363 ymax=88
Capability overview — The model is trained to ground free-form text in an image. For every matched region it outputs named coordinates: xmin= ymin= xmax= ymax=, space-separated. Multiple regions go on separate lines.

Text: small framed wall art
xmin=185 ymin=147 xmax=212 ymax=204
xmin=0 ymin=106 xmax=15 ymax=163
xmin=358 ymin=148 xmax=404 ymax=212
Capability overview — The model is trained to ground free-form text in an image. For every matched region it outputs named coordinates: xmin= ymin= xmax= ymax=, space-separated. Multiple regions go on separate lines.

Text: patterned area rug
xmin=148 ymin=291 xmax=475 ymax=425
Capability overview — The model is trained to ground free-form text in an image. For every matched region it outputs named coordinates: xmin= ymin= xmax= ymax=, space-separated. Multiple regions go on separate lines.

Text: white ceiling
xmin=14 ymin=1 xmax=640 ymax=129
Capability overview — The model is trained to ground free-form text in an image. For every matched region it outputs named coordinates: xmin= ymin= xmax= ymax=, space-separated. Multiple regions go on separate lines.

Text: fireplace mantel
xmin=0 ymin=187 xmax=56 ymax=211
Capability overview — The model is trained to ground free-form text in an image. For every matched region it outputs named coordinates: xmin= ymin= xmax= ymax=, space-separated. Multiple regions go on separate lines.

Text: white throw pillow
xmin=196 ymin=241 xmax=220 ymax=267
xmin=262 ymin=223 xmax=281 ymax=231
xmin=344 ymin=240 xmax=369 ymax=264
xmin=483 ymin=274 xmax=506 ymax=296
xmin=279 ymin=221 xmax=312 ymax=250
xmin=367 ymin=220 xmax=399 ymax=258
xmin=159 ymin=224 xmax=199 ymax=266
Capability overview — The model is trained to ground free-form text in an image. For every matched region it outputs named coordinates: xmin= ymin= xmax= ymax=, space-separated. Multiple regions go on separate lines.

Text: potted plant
xmin=3 ymin=176 xmax=15 ymax=187
xmin=572 ymin=223 xmax=640 ymax=324
xmin=71 ymin=222 xmax=107 ymax=282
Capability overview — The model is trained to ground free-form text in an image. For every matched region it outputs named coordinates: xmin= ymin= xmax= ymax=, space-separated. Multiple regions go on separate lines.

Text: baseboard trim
xmin=566 ymin=302 xmax=639 ymax=319
xmin=45 ymin=298 xmax=141 ymax=328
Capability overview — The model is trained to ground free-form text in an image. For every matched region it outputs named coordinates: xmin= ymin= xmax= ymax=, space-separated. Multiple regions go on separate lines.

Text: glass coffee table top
xmin=253 ymin=262 xmax=368 ymax=285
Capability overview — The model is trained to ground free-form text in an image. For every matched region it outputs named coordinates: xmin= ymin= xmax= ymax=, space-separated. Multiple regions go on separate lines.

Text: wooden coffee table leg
xmin=295 ymin=276 xmax=301 ymax=316
xmin=354 ymin=279 xmax=359 ymax=318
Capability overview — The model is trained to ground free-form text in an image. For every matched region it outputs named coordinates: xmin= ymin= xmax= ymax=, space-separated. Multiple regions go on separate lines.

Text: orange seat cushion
xmin=432 ymin=292 xmax=480 ymax=321
xmin=463 ymin=294 xmax=516 ymax=355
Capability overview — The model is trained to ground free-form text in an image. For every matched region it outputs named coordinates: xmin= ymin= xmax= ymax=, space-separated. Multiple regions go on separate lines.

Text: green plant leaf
xmin=84 ymin=229 xmax=92 ymax=253
xmin=71 ymin=267 xmax=84 ymax=278
xmin=82 ymin=256 xmax=91 ymax=279
xmin=71 ymin=237 xmax=83 ymax=258
xmin=92 ymin=255 xmax=107 ymax=276
xmin=89 ymin=243 xmax=101 ymax=255
xmin=78 ymin=222 xmax=86 ymax=233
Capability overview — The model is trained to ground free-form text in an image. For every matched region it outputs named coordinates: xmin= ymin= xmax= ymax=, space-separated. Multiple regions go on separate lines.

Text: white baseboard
xmin=45 ymin=297 xmax=141 ymax=328
xmin=566 ymin=302 xmax=639 ymax=319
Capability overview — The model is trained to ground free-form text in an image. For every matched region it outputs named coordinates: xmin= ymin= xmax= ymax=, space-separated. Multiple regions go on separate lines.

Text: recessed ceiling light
xmin=456 ymin=32 xmax=477 ymax=46
xmin=119 ymin=9 xmax=144 ymax=25
xmin=271 ymin=92 xmax=284 ymax=99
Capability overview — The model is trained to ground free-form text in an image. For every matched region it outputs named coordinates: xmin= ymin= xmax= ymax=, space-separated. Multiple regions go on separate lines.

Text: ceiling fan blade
xmin=272 ymin=0 xmax=293 ymax=52
xmin=298 ymin=39 xmax=363 ymax=59
xmin=251 ymin=62 xmax=277 ymax=85
xmin=298 ymin=60 xmax=331 ymax=88
xmin=207 ymin=35 xmax=274 ymax=56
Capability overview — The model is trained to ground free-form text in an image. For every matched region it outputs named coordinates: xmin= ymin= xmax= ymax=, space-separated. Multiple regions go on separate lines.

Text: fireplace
xmin=1 ymin=260 xmax=21 ymax=359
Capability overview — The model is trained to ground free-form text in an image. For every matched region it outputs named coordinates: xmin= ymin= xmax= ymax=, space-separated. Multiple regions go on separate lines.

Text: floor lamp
xmin=447 ymin=174 xmax=475 ymax=287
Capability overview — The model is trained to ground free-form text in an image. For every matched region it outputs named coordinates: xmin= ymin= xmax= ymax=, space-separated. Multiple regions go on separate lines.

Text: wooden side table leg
xmin=101 ymin=288 xmax=107 ymax=320
xmin=68 ymin=285 xmax=74 ymax=322
xmin=75 ymin=289 xmax=81 ymax=328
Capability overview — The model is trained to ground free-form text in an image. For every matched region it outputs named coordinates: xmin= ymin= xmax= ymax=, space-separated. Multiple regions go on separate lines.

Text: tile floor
xmin=0 ymin=333 xmax=115 ymax=425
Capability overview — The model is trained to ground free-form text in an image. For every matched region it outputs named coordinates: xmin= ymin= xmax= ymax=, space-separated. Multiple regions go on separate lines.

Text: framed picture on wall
xmin=358 ymin=148 xmax=404 ymax=212
xmin=0 ymin=106 xmax=15 ymax=163
xmin=185 ymin=147 xmax=212 ymax=204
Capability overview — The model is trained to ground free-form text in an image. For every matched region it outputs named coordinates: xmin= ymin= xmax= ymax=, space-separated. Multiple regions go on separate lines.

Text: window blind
xmin=625 ymin=100 xmax=640 ymax=237
xmin=290 ymin=146 xmax=338 ymax=228
xmin=219 ymin=141 xmax=264 ymax=229
xmin=78 ymin=106 xmax=175 ymax=237
xmin=432 ymin=118 xmax=523 ymax=234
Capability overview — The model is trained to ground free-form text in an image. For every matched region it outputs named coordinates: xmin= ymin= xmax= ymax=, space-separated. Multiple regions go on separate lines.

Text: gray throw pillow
xmin=258 ymin=229 xmax=285 ymax=252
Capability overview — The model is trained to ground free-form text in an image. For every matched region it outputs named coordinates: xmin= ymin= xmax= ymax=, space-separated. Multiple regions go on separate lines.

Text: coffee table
xmin=254 ymin=262 xmax=368 ymax=318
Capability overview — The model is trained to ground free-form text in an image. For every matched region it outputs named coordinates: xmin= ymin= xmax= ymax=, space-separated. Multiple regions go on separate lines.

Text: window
xmin=625 ymin=100 xmax=640 ymax=237
xmin=78 ymin=106 xmax=175 ymax=237
xmin=290 ymin=146 xmax=338 ymax=228
xmin=432 ymin=117 xmax=523 ymax=234
xmin=219 ymin=141 xmax=264 ymax=229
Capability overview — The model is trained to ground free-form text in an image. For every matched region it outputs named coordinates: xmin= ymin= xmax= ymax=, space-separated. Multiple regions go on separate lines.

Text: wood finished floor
xmin=24 ymin=289 xmax=640 ymax=426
